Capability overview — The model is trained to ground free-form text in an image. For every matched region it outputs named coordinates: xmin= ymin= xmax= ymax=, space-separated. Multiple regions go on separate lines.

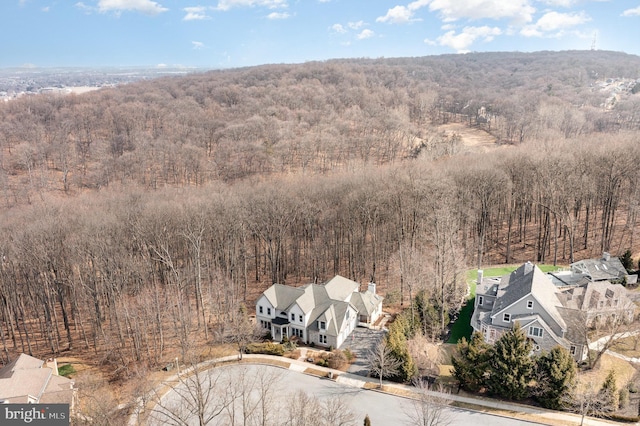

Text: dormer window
xmin=503 ymin=313 xmax=511 ymax=322
xmin=529 ymin=326 xmax=543 ymax=337
xmin=318 ymin=321 xmax=326 ymax=330
xmin=527 ymin=300 xmax=534 ymax=309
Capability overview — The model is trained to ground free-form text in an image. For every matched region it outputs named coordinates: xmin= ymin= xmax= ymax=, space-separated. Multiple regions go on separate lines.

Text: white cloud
xmin=521 ymin=10 xmax=590 ymax=37
xmin=376 ymin=0 xmax=429 ymax=24
xmin=98 ymin=0 xmax=168 ymax=15
xmin=157 ymin=63 xmax=168 ymax=68
xmin=348 ymin=20 xmax=365 ymax=29
xmin=215 ymin=0 xmax=287 ymax=11
xmin=192 ymin=41 xmax=205 ymax=49
xmin=356 ymin=29 xmax=375 ymax=40
xmin=436 ymin=26 xmax=502 ymax=52
xmin=622 ymin=6 xmax=640 ymax=17
xmin=183 ymin=6 xmax=211 ymax=21
xmin=267 ymin=12 xmax=290 ymax=19
xmin=535 ymin=11 xmax=589 ymax=31
xmin=41 ymin=6 xmax=50 ymax=12
xmin=428 ymin=0 xmax=535 ymax=24
xmin=538 ymin=0 xmax=576 ymax=6
xmin=75 ymin=2 xmax=93 ymax=13
xmin=330 ymin=23 xmax=347 ymax=34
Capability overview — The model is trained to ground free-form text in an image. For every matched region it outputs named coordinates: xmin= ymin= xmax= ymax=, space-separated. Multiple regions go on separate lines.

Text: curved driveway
xmin=148 ymin=363 xmax=537 ymax=426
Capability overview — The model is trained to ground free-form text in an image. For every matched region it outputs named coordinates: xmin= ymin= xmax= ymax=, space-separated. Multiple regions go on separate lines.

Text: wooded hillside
xmin=1 ymin=50 xmax=640 ymax=374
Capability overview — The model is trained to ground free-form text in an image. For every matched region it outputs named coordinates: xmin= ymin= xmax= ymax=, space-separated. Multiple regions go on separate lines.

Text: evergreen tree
xmin=620 ymin=249 xmax=634 ymax=273
xmin=386 ymin=313 xmax=418 ymax=382
xmin=534 ymin=346 xmax=577 ymax=409
xmin=364 ymin=414 xmax=371 ymax=426
xmin=598 ymin=369 xmax=619 ymax=412
xmin=486 ymin=323 xmax=533 ymax=400
xmin=451 ymin=332 xmax=491 ymax=392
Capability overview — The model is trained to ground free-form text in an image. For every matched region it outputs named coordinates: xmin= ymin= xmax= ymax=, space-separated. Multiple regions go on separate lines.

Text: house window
xmin=529 ymin=326 xmax=543 ymax=337
xmin=259 ymin=306 xmax=263 ymax=314
xmin=299 ymin=315 xmax=303 ymax=322
xmin=527 ymin=300 xmax=534 ymax=309
xmin=319 ymin=321 xmax=326 ymax=330
xmin=534 ymin=344 xmax=540 ymax=351
xmin=478 ymin=296 xmax=484 ymax=306
xmin=503 ymin=313 xmax=511 ymax=323
xmin=292 ymin=328 xmax=303 ymax=338
xmin=291 ymin=313 xmax=295 ymax=321
xmin=570 ymin=345 xmax=577 ymax=356
xmin=267 ymin=307 xmax=271 ymax=315
xmin=319 ymin=334 xmax=327 ymax=344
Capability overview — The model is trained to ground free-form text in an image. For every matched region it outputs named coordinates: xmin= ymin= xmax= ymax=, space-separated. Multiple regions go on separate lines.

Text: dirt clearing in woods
xmin=437 ymin=122 xmax=502 ymax=153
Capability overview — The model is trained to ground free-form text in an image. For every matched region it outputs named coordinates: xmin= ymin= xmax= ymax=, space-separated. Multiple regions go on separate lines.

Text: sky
xmin=2 ymin=0 xmax=640 ymax=69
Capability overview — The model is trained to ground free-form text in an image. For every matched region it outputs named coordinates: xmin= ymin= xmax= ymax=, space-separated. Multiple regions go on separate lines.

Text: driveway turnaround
xmin=148 ymin=364 xmax=537 ymax=426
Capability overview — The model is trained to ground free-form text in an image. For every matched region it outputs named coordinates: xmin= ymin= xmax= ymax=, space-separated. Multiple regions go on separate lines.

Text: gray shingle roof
xmin=571 ymin=254 xmax=627 ymax=281
xmin=0 ymin=354 xmax=74 ymax=404
xmin=492 ymin=262 xmax=566 ymax=330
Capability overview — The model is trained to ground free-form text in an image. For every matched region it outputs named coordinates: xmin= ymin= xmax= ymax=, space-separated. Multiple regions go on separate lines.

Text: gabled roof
xmin=323 ymin=275 xmax=360 ymax=301
xmin=262 ymin=283 xmax=305 ymax=311
xmin=492 ymin=262 xmax=566 ymax=330
xmin=0 ymin=353 xmax=43 ymax=379
xmin=0 ymin=354 xmax=74 ymax=404
xmin=350 ymin=290 xmax=383 ymax=316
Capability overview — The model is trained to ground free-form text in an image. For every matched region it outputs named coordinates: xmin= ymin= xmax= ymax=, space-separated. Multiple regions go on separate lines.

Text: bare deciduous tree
xmin=367 ymin=338 xmax=401 ymax=389
xmin=406 ymin=379 xmax=453 ymax=426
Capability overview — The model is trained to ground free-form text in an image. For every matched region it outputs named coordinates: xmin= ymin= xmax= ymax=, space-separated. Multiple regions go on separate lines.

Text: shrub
xmin=328 ymin=350 xmax=347 ymax=370
xmin=245 ymin=342 xmax=284 ymax=356
xmin=315 ymin=359 xmax=328 ymax=367
xmin=343 ymin=348 xmax=355 ymax=362
xmin=283 ymin=339 xmax=297 ymax=352
xmin=58 ymin=364 xmax=76 ymax=378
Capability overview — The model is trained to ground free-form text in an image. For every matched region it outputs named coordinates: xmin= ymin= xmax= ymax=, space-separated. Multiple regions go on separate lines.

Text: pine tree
xmin=451 ymin=332 xmax=491 ymax=392
xmin=598 ymin=369 xmax=619 ymax=412
xmin=534 ymin=346 xmax=577 ymax=409
xmin=386 ymin=312 xmax=418 ymax=382
xmin=364 ymin=414 xmax=371 ymax=426
xmin=486 ymin=322 xmax=533 ymax=400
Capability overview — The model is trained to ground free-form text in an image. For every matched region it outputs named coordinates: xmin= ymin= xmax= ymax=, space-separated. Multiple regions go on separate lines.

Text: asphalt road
xmin=149 ymin=364 xmax=538 ymax=425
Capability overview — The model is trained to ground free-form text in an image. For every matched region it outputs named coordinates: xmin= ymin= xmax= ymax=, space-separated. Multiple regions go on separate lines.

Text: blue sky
xmin=3 ymin=0 xmax=640 ymax=69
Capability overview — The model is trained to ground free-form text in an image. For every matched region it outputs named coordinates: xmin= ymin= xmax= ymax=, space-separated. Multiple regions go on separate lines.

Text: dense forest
xmin=1 ymin=50 xmax=640 ymax=377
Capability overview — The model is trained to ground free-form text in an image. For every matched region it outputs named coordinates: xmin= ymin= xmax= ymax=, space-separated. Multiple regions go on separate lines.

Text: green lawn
xmin=447 ymin=264 xmax=562 ymax=344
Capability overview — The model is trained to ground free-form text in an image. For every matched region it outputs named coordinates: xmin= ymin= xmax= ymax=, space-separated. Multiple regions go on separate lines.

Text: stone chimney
xmin=477 ymin=270 xmax=483 ymax=286
xmin=602 ymin=252 xmax=611 ymax=261
xmin=368 ymin=282 xmax=376 ymax=294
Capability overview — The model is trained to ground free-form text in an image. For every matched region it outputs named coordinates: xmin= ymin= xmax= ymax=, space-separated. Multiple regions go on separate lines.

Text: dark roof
xmin=571 ymin=253 xmax=627 ymax=281
xmin=271 ymin=317 xmax=290 ymax=325
xmin=492 ymin=262 xmax=566 ymax=330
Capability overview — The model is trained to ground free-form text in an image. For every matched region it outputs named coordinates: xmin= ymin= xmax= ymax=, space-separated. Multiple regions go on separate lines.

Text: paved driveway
xmin=148 ymin=364 xmax=537 ymax=426
xmin=340 ymin=326 xmax=385 ymax=376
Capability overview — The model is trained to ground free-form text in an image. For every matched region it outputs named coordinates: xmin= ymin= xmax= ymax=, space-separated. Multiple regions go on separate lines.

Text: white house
xmin=255 ymin=275 xmax=383 ymax=349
